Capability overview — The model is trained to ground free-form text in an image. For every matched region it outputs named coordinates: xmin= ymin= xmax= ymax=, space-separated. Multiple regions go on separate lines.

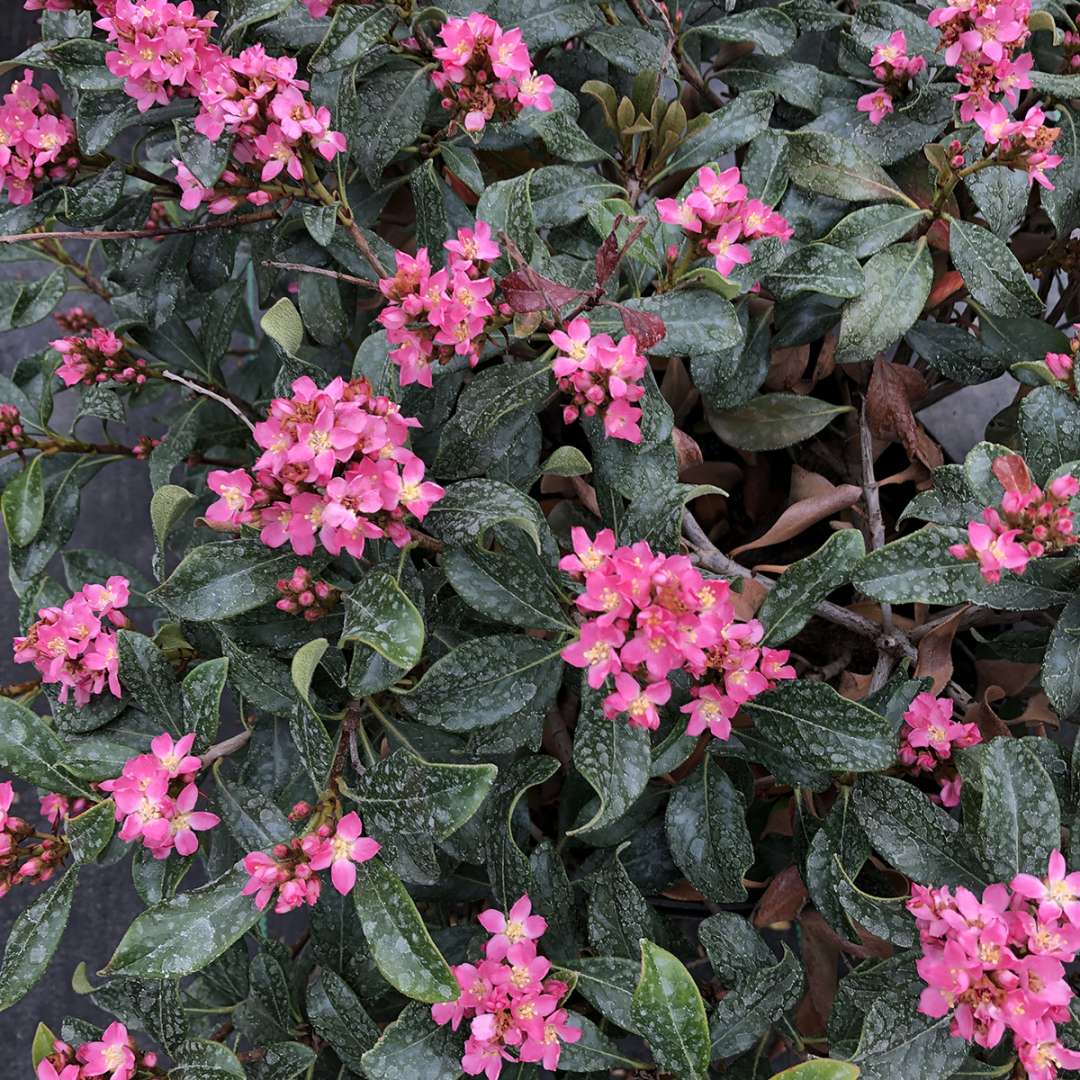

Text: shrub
xmin=2 ymin=1 xmax=1080 ymax=1078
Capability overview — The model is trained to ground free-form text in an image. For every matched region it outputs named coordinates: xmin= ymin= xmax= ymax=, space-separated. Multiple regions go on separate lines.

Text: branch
xmin=0 ymin=208 xmax=281 ymax=246
xmin=201 ymin=729 xmax=252 ymax=769
xmin=682 ymin=510 xmax=917 ymax=660
xmin=262 ymin=260 xmax=378 ymax=289
xmin=859 ymin=404 xmax=895 ymax=691
xmin=159 ymin=370 xmax=256 ymax=433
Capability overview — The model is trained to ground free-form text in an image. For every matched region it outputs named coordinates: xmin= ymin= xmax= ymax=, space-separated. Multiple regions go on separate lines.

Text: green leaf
xmin=948 ymin=218 xmax=1042 ymax=318
xmin=340 ymin=570 xmax=425 ymax=670
xmin=975 ymin=736 xmax=1060 ymax=880
xmin=557 ymin=1010 xmax=645 ymax=1071
xmin=476 ymin=172 xmax=536 ymax=261
xmin=1045 ymin=597 xmax=1080 ymax=720
xmin=698 ymin=910 xmax=777 ymax=987
xmin=443 ymin=546 xmax=568 ymax=632
xmin=822 ymin=205 xmax=930 ymax=260
xmin=260 ymin=297 xmax=304 ymax=356
xmin=584 ymin=846 xmax=659 ymax=959
xmin=170 ymin=1039 xmax=246 ymax=1080
xmin=182 ymin=658 xmax=229 ymax=748
xmin=74 ymin=89 xmax=138 ymax=155
xmin=836 ymin=241 xmax=933 ymax=364
xmin=853 ymin=524 xmax=1074 ymax=608
xmin=306 ymin=969 xmax=380 ymax=1071
xmin=744 ymin=681 xmax=897 ymax=773
xmin=585 ymin=26 xmax=672 ymax=72
xmin=290 ymin=637 xmax=328 ymax=705
xmin=666 ymin=754 xmax=753 ymax=903
xmin=0 ymin=698 xmax=90 ymax=797
xmin=1019 ymin=385 xmax=1080 ymax=480
xmin=213 ymin=775 xmax=292 ymax=852
xmin=2 ymin=456 xmax=43 ymax=546
xmin=786 ymin=131 xmax=913 ymax=204
xmin=351 ymin=857 xmax=457 ymax=1002
xmin=570 ymin=681 xmax=650 ymax=837
xmin=765 ymin=244 xmax=865 ymax=301
xmin=759 ymin=530 xmax=866 ymax=644
xmin=399 ymin=634 xmax=563 ymax=731
xmin=32 ymin=1022 xmax=58 ymax=1069
xmin=434 ymin=358 xmax=554 ymax=480
xmin=149 ymin=484 xmax=195 ymax=580
xmin=613 ymin=290 xmax=742 ymax=356
xmin=151 ymin=539 xmax=313 ymax=621
xmin=355 ymin=65 xmax=435 ymax=187
xmin=631 ymin=940 xmax=711 ymax=1080
xmin=709 ymin=947 xmax=805 ymax=1059
xmin=103 ymin=864 xmax=262 ymax=979
xmin=682 ymin=8 xmax=796 ymax=54
xmin=0 ymin=867 xmax=77 ymax=1011
xmin=569 ymin=956 xmax=640 ymax=1032
xmin=347 ymin=748 xmax=496 ymax=880
xmin=660 ymin=92 xmax=775 ymax=177
xmin=360 ymin=1001 xmax=464 ymax=1080
xmin=66 ymin=799 xmax=115 ymax=864
xmin=174 ymin=119 xmax=232 ymax=188
xmin=708 ymin=393 xmax=852 ymax=451
xmin=425 ymin=478 xmax=548 ymax=554
xmin=540 ymin=445 xmax=592 ymax=476
xmin=853 ymin=774 xmax=989 ymax=890
xmin=310 ymin=3 xmax=398 ymax=70
xmin=249 ymin=1043 xmax=316 ymax=1080
xmin=117 ymin=629 xmax=182 ymax=735
xmin=905 ymin=321 xmax=1007 ymax=385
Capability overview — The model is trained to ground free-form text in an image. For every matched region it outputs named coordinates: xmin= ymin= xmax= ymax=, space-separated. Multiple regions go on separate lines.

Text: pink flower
xmin=150 ymin=732 xmax=201 ymax=778
xmin=1013 ymin=851 xmax=1080 ymax=927
xmin=307 ymin=811 xmax=381 ymax=895
xmin=77 ymin=1022 xmax=136 ymax=1080
xmin=206 ymin=469 xmax=255 ymax=523
xmin=682 ymin=684 xmax=737 ymax=740
xmin=857 ymin=87 xmax=894 ymax=125
xmin=562 ymin=621 xmax=625 ymax=689
xmin=478 ymin=894 xmax=548 ymax=962
xmin=603 ymin=672 xmax=671 ymax=730
xmin=518 ymin=1008 xmax=580 ymax=1070
xmin=37 ymin=1062 xmax=80 ymax=1080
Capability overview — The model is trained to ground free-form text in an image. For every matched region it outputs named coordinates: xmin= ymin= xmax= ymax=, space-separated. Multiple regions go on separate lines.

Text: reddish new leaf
xmin=499 ymin=268 xmax=584 ymax=313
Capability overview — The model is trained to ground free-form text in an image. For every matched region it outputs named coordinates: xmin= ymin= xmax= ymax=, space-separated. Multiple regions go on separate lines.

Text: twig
xmin=344 ymin=218 xmax=388 ymax=280
xmin=683 ymin=511 xmax=917 ymax=660
xmin=262 ymin=260 xmax=378 ymax=289
xmin=0 ymin=208 xmax=281 ymax=247
xmin=159 ymin=370 xmax=256 ymax=433
xmin=201 ymin=729 xmax=253 ymax=769
xmin=859 ymin=405 xmax=895 ymax=691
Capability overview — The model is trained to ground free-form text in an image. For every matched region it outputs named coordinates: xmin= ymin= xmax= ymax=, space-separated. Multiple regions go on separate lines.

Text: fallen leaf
xmin=753 ymin=865 xmax=808 ymax=928
xmin=915 ymin=607 xmax=967 ymax=694
xmin=867 ymin=357 xmax=943 ymax=470
xmin=729 ymin=484 xmax=862 ymax=555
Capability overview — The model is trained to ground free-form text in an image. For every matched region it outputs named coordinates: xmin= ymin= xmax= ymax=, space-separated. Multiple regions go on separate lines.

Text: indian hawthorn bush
xmin=3 ymin=0 xmax=1080 ymax=1077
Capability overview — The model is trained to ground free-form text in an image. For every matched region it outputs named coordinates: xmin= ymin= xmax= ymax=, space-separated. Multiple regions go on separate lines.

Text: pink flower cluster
xmin=898 ymin=692 xmax=981 ymax=807
xmin=242 ymin=811 xmax=380 ymax=913
xmin=909 ymin=851 xmax=1080 ymax=1080
xmin=275 ymin=565 xmax=340 ymax=621
xmin=928 ymin=0 xmax=1061 ymax=187
xmin=431 ymin=895 xmax=580 ymax=1078
xmin=656 ymin=165 xmax=793 ymax=279
xmin=51 ymin=328 xmax=148 ymax=388
xmin=0 ymin=69 xmax=78 ymax=207
xmin=12 ymin=577 xmax=129 ymax=707
xmin=98 ymin=733 xmax=219 ymax=859
xmin=0 ymin=781 xmax=66 ymax=899
xmin=551 ymin=318 xmax=648 ymax=443
xmin=25 ymin=1 xmax=83 ymax=11
xmin=949 ymin=454 xmax=1078 ymax=583
xmin=856 ymin=31 xmax=927 ymax=125
xmin=36 ymin=1023 xmax=157 ymax=1080
xmin=96 ymin=0 xmax=346 ymax=215
xmin=377 ymin=222 xmax=502 ymax=387
xmin=431 ymin=13 xmax=555 ymax=135
xmin=1046 ymin=336 xmax=1080 ymax=398
xmin=205 ymin=374 xmax=444 ymax=560
xmin=299 ymin=0 xmax=336 ymax=15
xmin=0 ymin=404 xmax=27 ymax=451
xmin=559 ymin=528 xmax=795 ymax=734
xmin=54 ymin=307 xmax=99 ymax=335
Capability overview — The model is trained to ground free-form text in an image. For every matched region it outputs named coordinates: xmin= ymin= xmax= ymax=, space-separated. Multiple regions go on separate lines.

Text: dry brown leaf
xmin=975 ymin=659 xmax=1041 ymax=698
xmin=673 ymin=426 xmax=703 ymax=472
xmin=731 ymin=577 xmax=769 ymax=620
xmin=790 ymin=464 xmax=839 ymax=501
xmin=964 ymin=688 xmax=1011 ymax=741
xmin=729 ymin=484 xmax=862 ymax=555
xmin=838 ymin=671 xmax=873 ymax=701
xmin=766 ymin=344 xmax=810 ymax=391
xmin=753 ymin=865 xmax=808 ymax=928
xmin=796 ymin=911 xmax=841 ymax=1035
xmin=866 ymin=357 xmax=944 ymax=470
xmin=915 ymin=607 xmax=967 ymax=694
